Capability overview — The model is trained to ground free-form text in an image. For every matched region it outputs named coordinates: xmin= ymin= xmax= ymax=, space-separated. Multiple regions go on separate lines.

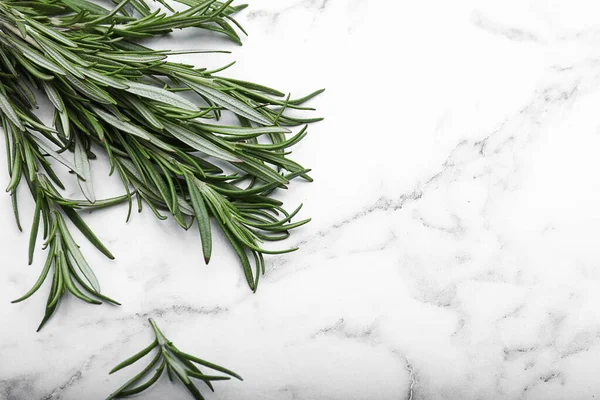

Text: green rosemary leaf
xmin=164 ymin=352 xmax=192 ymax=384
xmin=197 ymin=123 xmax=290 ymax=137
xmin=58 ymin=249 xmax=102 ymax=304
xmin=15 ymin=80 xmax=38 ymax=109
xmin=12 ymin=243 xmax=54 ymax=303
xmin=219 ymin=77 xmax=285 ymax=97
xmin=10 ymin=51 xmax=54 ymax=80
xmin=57 ymin=108 xmax=71 ymax=139
xmin=0 ymin=91 xmax=24 ymax=130
xmin=10 ymin=189 xmax=23 ymax=231
xmin=234 ymin=154 xmax=289 ymax=185
xmin=4 ymin=37 xmax=66 ymax=76
xmin=41 ymin=81 xmax=64 ymax=113
xmin=165 ymin=362 xmax=175 ymax=382
xmin=2 ymin=118 xmax=11 ymax=175
xmin=85 ymin=0 xmax=133 ymax=25
xmin=67 ymin=259 xmax=121 ymax=305
xmin=94 ymin=107 xmax=154 ymax=142
xmin=46 ymin=255 xmax=63 ymax=308
xmin=14 ymin=20 xmax=27 ymax=39
xmin=186 ymin=370 xmax=230 ymax=381
xmin=56 ymin=215 xmax=101 ymax=292
xmin=61 ymin=0 xmax=110 ymax=14
xmin=76 ymin=193 xmax=130 ymax=209
xmin=175 ymin=349 xmax=242 ymax=380
xmin=103 ymin=52 xmax=167 ymax=63
xmin=28 ymin=191 xmax=42 ymax=264
xmin=183 ymin=171 xmax=212 ymax=264
xmin=74 ymin=135 xmax=95 ymax=203
xmin=182 ymin=78 xmax=272 ymax=125
xmin=122 ymin=95 xmax=164 ymax=130
xmin=110 ymin=339 xmax=158 ymax=374
xmin=36 ymin=264 xmax=61 ymax=331
xmin=118 ymin=361 xmax=166 ymax=396
xmin=61 ymin=206 xmax=115 ymax=259
xmin=76 ymin=66 xmax=129 ymax=90
xmin=29 ymin=135 xmax=85 ymax=178
xmin=107 ymin=351 xmax=162 ymax=400
xmin=288 ymin=88 xmax=326 ymax=106
xmin=163 ymin=120 xmax=240 ymax=162
xmin=169 ymin=344 xmax=215 ymax=391
xmin=25 ymin=17 xmax=79 ymax=48
xmin=237 ymin=125 xmax=308 ymax=150
xmin=213 ymin=213 xmax=255 ymax=290
xmin=182 ymin=380 xmax=206 ymax=400
xmin=61 ymin=73 xmax=117 ymax=104
xmin=17 ymin=110 xmax=57 ymax=134
xmin=5 ymin=150 xmax=21 ymax=192
xmin=125 ymin=81 xmax=199 ymax=112
xmin=34 ymin=35 xmax=86 ymax=79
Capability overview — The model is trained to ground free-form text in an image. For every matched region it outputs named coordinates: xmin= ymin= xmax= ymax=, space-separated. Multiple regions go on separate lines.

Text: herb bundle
xmin=108 ymin=318 xmax=241 ymax=399
xmin=0 ymin=0 xmax=322 ymax=330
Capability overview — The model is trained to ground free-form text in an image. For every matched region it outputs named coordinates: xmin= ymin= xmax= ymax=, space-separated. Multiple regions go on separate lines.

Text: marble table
xmin=3 ymin=0 xmax=600 ymax=399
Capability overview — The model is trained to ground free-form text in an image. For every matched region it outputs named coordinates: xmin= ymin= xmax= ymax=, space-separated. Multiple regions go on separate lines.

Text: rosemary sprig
xmin=108 ymin=318 xmax=241 ymax=399
xmin=0 ymin=0 xmax=322 ymax=329
xmin=9 ymin=176 xmax=123 ymax=331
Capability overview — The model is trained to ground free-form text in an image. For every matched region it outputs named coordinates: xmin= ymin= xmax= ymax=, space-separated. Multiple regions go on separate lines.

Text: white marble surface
xmin=4 ymin=0 xmax=600 ymax=399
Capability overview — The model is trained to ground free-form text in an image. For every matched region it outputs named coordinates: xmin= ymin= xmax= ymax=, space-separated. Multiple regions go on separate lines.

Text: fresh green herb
xmin=108 ymin=318 xmax=242 ymax=399
xmin=0 ymin=0 xmax=323 ymax=329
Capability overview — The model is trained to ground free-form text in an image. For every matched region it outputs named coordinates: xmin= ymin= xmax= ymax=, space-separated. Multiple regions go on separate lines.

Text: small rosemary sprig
xmin=0 ymin=0 xmax=322 ymax=329
xmin=108 ymin=318 xmax=241 ymax=399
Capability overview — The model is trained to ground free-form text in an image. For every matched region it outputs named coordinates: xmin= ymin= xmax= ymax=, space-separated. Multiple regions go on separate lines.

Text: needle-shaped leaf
xmin=29 ymin=135 xmax=86 ymax=178
xmin=61 ymin=206 xmax=114 ymax=259
xmin=74 ymin=135 xmax=95 ymax=203
xmin=12 ymin=245 xmax=54 ymax=303
xmin=183 ymin=171 xmax=212 ymax=264
xmin=59 ymin=250 xmax=101 ymax=304
xmin=41 ymin=81 xmax=64 ymax=113
xmin=123 ymin=95 xmax=163 ymax=130
xmin=76 ymin=66 xmax=129 ymax=90
xmin=61 ymin=73 xmax=116 ymax=104
xmin=197 ymin=124 xmax=290 ymax=137
xmin=125 ymin=81 xmax=199 ymax=112
xmin=103 ymin=52 xmax=167 ymax=63
xmin=176 ymin=350 xmax=243 ymax=380
xmin=5 ymin=37 xmax=66 ymax=75
xmin=93 ymin=107 xmax=151 ymax=140
xmin=0 ymin=92 xmax=24 ymax=130
xmin=56 ymin=216 xmax=101 ymax=292
xmin=25 ymin=18 xmax=79 ymax=48
xmin=93 ymin=107 xmax=172 ymax=151
xmin=163 ymin=120 xmax=240 ymax=162
xmin=182 ymin=78 xmax=272 ymax=125
xmin=118 ymin=361 xmax=166 ymax=396
xmin=34 ymin=35 xmax=86 ymax=79
xmin=6 ymin=151 xmax=22 ymax=193
xmin=107 ymin=351 xmax=162 ymax=400
xmin=110 ymin=339 xmax=158 ymax=374
xmin=28 ymin=192 xmax=42 ymax=265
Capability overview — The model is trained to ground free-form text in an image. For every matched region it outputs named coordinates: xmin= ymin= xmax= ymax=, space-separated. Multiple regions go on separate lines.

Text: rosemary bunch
xmin=0 ymin=0 xmax=322 ymax=329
